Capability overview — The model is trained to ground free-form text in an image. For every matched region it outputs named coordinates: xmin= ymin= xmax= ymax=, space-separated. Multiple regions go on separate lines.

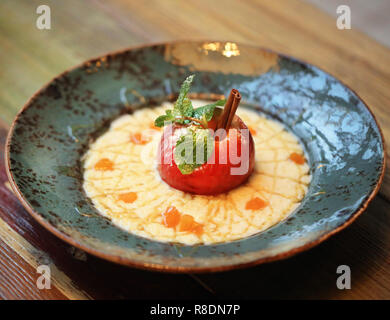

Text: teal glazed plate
xmin=6 ymin=41 xmax=386 ymax=272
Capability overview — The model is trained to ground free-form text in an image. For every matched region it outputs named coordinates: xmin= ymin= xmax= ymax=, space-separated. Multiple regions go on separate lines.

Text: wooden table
xmin=0 ymin=0 xmax=389 ymax=300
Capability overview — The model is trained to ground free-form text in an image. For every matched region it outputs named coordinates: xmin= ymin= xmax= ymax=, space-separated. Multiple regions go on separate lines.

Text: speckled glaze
xmin=6 ymin=41 xmax=385 ymax=272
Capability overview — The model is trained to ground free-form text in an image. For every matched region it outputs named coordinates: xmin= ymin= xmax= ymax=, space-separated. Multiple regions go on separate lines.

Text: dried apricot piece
xmin=94 ymin=158 xmax=114 ymax=171
xmin=118 ymin=192 xmax=137 ymax=203
xmin=245 ymin=197 xmax=268 ymax=210
xmin=162 ymin=206 xmax=181 ymax=228
xmin=130 ymin=132 xmax=150 ymax=145
xmin=289 ymin=152 xmax=305 ymax=165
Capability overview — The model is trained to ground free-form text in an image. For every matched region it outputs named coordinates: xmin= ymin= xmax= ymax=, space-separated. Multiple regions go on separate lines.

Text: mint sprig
xmin=155 ymin=75 xmax=226 ymax=175
xmin=154 ymin=75 xmax=225 ymax=129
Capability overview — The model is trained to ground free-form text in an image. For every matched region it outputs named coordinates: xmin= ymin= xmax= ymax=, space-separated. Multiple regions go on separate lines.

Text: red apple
xmin=157 ymin=109 xmax=255 ymax=195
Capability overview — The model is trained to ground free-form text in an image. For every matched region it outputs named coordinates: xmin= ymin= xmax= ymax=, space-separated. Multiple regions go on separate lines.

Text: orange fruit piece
xmin=245 ymin=197 xmax=268 ymax=211
xmin=118 ymin=192 xmax=137 ymax=203
xmin=179 ymin=214 xmax=204 ymax=236
xmin=94 ymin=158 xmax=114 ymax=171
xmin=248 ymin=126 xmax=257 ymax=135
xmin=130 ymin=132 xmax=150 ymax=145
xmin=162 ymin=206 xmax=181 ymax=228
xmin=149 ymin=123 xmax=161 ymax=130
xmin=289 ymin=152 xmax=305 ymax=165
xmin=179 ymin=214 xmax=196 ymax=232
xmin=192 ymin=223 xmax=204 ymax=236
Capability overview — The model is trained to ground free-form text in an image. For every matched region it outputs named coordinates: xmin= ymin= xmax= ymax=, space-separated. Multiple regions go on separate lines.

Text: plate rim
xmin=4 ymin=40 xmax=387 ymax=273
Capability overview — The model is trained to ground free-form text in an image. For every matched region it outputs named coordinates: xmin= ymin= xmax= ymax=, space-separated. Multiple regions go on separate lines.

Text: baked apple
xmin=154 ymin=75 xmax=255 ymax=195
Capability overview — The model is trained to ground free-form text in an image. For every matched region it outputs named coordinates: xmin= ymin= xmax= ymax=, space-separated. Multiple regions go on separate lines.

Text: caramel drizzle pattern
xmin=83 ymin=106 xmax=310 ymax=243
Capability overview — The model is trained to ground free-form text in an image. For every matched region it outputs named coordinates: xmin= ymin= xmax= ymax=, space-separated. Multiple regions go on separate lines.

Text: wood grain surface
xmin=0 ymin=0 xmax=389 ymax=299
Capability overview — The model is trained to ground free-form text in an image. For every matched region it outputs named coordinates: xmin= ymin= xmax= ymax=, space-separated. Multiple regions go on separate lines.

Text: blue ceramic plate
xmin=6 ymin=41 xmax=385 ymax=272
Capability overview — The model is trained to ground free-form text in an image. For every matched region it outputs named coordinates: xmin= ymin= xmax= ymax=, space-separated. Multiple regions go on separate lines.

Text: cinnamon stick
xmin=217 ymin=89 xmax=241 ymax=130
xmin=217 ymin=90 xmax=234 ymax=130
xmin=225 ymin=89 xmax=241 ymax=129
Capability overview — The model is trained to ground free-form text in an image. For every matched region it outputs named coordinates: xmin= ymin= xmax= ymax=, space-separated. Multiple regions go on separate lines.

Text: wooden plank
xmin=1 ymin=0 xmax=389 ymax=131
xmin=0 ymin=0 xmax=389 ymax=198
xmin=0 ymin=0 xmax=390 ymax=299
xmin=0 ymin=0 xmax=144 ymax=124
xmin=0 ymin=216 xmax=92 ymax=300
xmin=0 ymin=237 xmax=67 ymax=300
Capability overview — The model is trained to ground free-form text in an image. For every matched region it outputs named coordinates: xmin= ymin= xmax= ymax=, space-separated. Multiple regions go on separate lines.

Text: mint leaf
xmin=174 ymin=130 xmax=195 ymax=171
xmin=154 ymin=109 xmax=175 ymax=127
xmin=153 ymin=75 xmax=222 ymax=130
xmin=177 ymin=163 xmax=195 ymax=175
xmin=172 ymin=97 xmax=193 ymax=125
xmin=174 ymin=75 xmax=194 ymax=117
xmin=174 ymin=127 xmax=214 ymax=175
xmin=194 ymin=128 xmax=214 ymax=163
xmin=154 ymin=114 xmax=173 ymax=127
xmin=180 ymin=97 xmax=194 ymax=117
xmin=193 ymin=99 xmax=226 ymax=122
